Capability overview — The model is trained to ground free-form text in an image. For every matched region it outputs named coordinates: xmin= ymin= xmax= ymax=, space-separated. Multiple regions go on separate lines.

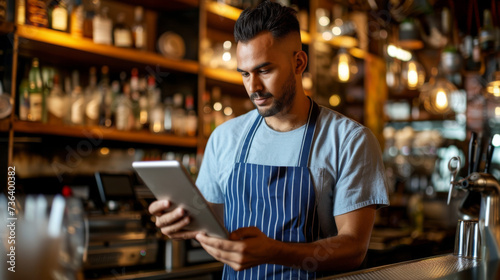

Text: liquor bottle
xmin=49 ymin=0 xmax=68 ymax=32
xmin=70 ymin=0 xmax=84 ymax=37
xmin=18 ymin=78 xmax=29 ymax=121
xmin=171 ymin=93 xmax=186 ymax=136
xmin=26 ymin=0 xmax=48 ymax=27
xmin=149 ymin=88 xmax=164 ymax=133
xmin=63 ymin=75 xmax=72 ymax=124
xmin=82 ymin=0 xmax=95 ymax=39
xmin=132 ymin=6 xmax=147 ymax=50
xmin=479 ymin=10 xmax=495 ymax=52
xmin=113 ymin=12 xmax=132 ymax=48
xmin=98 ymin=66 xmax=112 ymax=127
xmin=115 ymin=83 xmax=132 ymax=131
xmin=184 ymin=93 xmax=197 ymax=137
xmin=46 ymin=74 xmax=67 ymax=125
xmin=28 ymin=58 xmax=44 ymax=122
xmin=84 ymin=67 xmax=100 ymax=126
xmin=163 ymin=96 xmax=173 ymax=133
xmin=16 ymin=0 xmax=25 ymax=25
xmin=201 ymin=90 xmax=213 ymax=137
xmin=70 ymin=70 xmax=84 ymax=125
xmin=41 ymin=66 xmax=53 ymax=123
xmin=93 ymin=5 xmax=112 ymax=45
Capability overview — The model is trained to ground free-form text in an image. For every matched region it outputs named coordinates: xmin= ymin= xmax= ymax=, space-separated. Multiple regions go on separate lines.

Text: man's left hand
xmin=195 ymin=226 xmax=280 ymax=271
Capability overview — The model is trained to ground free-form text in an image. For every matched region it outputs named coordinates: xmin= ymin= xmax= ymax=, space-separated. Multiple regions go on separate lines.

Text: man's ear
xmin=295 ymin=50 xmax=308 ymax=74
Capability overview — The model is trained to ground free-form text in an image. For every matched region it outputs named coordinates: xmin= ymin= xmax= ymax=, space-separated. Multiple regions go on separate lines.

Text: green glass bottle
xmin=28 ymin=58 xmax=44 ymax=122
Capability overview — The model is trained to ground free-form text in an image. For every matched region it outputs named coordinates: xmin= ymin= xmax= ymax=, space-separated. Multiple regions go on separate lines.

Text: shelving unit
xmin=12 ymin=121 xmax=198 ymax=147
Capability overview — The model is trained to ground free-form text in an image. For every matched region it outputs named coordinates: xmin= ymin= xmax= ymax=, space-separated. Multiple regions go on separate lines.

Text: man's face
xmin=236 ymin=32 xmax=297 ymax=117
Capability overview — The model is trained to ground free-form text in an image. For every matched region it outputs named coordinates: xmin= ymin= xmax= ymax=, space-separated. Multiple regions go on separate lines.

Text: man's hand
xmin=148 ymin=200 xmax=199 ymax=240
xmin=195 ymin=226 xmax=281 ymax=271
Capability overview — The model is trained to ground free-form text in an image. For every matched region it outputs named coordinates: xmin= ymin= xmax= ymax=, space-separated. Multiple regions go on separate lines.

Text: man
xmin=149 ymin=1 xmax=389 ymax=278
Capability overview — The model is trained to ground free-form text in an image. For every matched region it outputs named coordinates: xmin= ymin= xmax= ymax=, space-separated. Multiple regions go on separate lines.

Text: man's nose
xmin=248 ymin=74 xmax=263 ymax=93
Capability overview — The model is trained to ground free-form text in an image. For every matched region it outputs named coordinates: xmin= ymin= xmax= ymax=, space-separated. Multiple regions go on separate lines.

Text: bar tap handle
xmin=469 ymin=132 xmax=477 ymax=175
xmin=484 ymin=138 xmax=495 ymax=173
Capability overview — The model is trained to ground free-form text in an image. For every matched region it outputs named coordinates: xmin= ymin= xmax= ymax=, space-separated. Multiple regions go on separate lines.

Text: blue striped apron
xmin=223 ymin=100 xmax=320 ymax=279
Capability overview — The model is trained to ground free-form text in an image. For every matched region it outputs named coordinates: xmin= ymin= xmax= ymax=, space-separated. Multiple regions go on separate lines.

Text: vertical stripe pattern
xmin=223 ymin=100 xmax=321 ymax=279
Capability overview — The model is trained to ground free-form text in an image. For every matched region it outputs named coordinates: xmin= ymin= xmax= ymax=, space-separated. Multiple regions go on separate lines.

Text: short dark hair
xmin=234 ymin=0 xmax=300 ymax=43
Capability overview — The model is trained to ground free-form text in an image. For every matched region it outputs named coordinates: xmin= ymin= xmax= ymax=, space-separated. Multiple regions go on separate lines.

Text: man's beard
xmin=251 ymin=71 xmax=296 ymax=117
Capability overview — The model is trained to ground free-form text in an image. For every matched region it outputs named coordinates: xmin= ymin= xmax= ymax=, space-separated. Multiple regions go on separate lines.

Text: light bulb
xmin=331 ymin=49 xmax=357 ymax=83
xmin=435 ymin=90 xmax=448 ymax=110
xmin=338 ymin=54 xmax=350 ymax=82
xmin=485 ymin=70 xmax=500 ymax=98
xmin=402 ymin=58 xmax=425 ymax=90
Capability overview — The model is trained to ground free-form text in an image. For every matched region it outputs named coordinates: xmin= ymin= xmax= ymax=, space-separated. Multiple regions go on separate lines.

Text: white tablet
xmin=132 ymin=160 xmax=228 ymax=239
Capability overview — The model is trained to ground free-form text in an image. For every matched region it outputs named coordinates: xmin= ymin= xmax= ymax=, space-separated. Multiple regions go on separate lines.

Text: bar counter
xmin=321 ymin=254 xmax=500 ymax=280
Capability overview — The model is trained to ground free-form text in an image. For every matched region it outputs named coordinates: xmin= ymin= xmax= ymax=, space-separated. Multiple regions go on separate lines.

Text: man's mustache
xmin=250 ymin=92 xmax=273 ymax=100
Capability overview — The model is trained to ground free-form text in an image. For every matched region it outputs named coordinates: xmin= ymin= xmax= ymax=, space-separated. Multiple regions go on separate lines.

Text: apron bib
xmin=223 ymin=100 xmax=320 ymax=279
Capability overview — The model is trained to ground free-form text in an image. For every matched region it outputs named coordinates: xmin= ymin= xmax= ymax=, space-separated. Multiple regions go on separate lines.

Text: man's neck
xmin=264 ymin=95 xmax=311 ymax=132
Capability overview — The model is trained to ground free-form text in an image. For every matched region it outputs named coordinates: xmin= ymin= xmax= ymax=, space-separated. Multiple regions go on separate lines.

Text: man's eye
xmin=241 ymin=72 xmax=249 ymax=77
xmin=259 ymin=70 xmax=269 ymax=74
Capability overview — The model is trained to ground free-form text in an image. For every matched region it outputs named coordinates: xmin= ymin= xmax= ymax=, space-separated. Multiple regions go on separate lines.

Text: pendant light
xmin=485 ymin=69 xmax=500 ymax=97
xmin=330 ymin=48 xmax=358 ymax=83
xmin=401 ymin=57 xmax=426 ymax=90
xmin=419 ymin=67 xmax=456 ymax=114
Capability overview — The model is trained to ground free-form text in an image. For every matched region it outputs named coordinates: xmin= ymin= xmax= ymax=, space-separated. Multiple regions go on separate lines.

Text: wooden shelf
xmin=16 ymin=24 xmax=199 ymax=74
xmin=204 ymin=67 xmax=242 ymax=85
xmin=12 ymin=121 xmax=198 ymax=147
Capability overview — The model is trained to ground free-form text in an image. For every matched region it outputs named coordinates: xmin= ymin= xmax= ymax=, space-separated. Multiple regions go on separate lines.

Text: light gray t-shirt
xmin=196 ymin=105 xmax=390 ymax=236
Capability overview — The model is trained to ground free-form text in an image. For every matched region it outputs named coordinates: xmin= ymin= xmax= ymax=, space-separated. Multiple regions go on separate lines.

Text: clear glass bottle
xmin=132 ymin=6 xmax=147 ymax=50
xmin=47 ymin=74 xmax=67 ymax=125
xmin=113 ymin=12 xmax=133 ymax=48
xmin=479 ymin=9 xmax=495 ymax=52
xmin=115 ymin=83 xmax=132 ymax=131
xmin=28 ymin=58 xmax=44 ymax=122
xmin=149 ymin=88 xmax=164 ymax=133
xmin=163 ymin=96 xmax=173 ymax=134
xmin=98 ymin=66 xmax=113 ymax=127
xmin=70 ymin=70 xmax=84 ymax=125
xmin=84 ymin=67 xmax=100 ymax=126
xmin=171 ymin=93 xmax=186 ymax=136
xmin=93 ymin=5 xmax=112 ymax=45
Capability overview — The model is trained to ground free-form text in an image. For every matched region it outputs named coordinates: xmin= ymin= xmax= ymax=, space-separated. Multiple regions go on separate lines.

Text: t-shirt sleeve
xmin=196 ymin=133 xmax=225 ymax=204
xmin=332 ymin=127 xmax=390 ymax=216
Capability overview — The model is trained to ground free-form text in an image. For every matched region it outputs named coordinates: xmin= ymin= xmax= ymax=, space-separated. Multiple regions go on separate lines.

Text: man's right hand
xmin=148 ymin=200 xmax=199 ymax=240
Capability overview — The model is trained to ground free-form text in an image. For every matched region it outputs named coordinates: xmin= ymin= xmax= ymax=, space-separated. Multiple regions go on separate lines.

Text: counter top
xmin=321 ymin=254 xmax=500 ymax=280
xmin=92 ymin=262 xmax=223 ymax=280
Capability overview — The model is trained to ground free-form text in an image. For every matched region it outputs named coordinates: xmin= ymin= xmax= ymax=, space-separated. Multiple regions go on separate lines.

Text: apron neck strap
xmin=238 ymin=97 xmax=320 ymax=167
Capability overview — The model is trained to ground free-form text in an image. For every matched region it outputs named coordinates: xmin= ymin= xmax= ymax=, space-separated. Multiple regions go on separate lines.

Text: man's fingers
xmin=155 ymin=207 xmax=185 ymax=227
xmin=148 ymin=200 xmax=171 ymax=216
xmin=159 ymin=216 xmax=190 ymax=235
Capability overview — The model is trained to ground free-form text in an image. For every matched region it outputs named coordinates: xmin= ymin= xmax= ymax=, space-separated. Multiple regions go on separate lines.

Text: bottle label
xmin=29 ymin=92 xmax=42 ymax=121
xmin=93 ymin=17 xmax=112 ymax=45
xmin=47 ymin=94 xmax=65 ymax=118
xmin=134 ymin=28 xmax=145 ymax=48
xmin=85 ymin=97 xmax=100 ymax=120
xmin=70 ymin=6 xmax=84 ymax=36
xmin=52 ymin=6 xmax=68 ymax=31
xmin=114 ymin=29 xmax=132 ymax=47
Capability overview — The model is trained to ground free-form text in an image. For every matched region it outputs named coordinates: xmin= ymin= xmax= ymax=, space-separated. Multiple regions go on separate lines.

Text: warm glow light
xmin=387 ymin=45 xmax=412 ymax=61
xmin=322 ymin=31 xmax=333 ymax=41
xmin=213 ymin=102 xmax=222 ymax=111
xmin=319 ymin=16 xmax=330 ymax=27
xmin=435 ymin=90 xmax=448 ymax=110
xmin=495 ymin=107 xmax=500 ymax=117
xmin=487 ymin=81 xmax=500 ymax=97
xmin=152 ymin=122 xmax=162 ymax=133
xmin=100 ymin=147 xmax=110 ymax=155
xmin=223 ymin=40 xmax=232 ymax=50
xmin=407 ymin=62 xmax=418 ymax=89
xmin=329 ymin=94 xmax=341 ymax=107
xmin=223 ymin=106 xmax=233 ymax=116
xmin=332 ymin=26 xmax=341 ymax=36
xmin=334 ymin=18 xmax=343 ymax=26
xmin=222 ymin=52 xmax=231 ymax=61
xmin=338 ymin=53 xmax=350 ymax=82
